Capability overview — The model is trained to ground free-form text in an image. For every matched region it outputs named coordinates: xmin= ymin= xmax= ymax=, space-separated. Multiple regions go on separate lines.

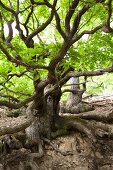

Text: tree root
xmin=27 ymin=142 xmax=44 ymax=161
xmin=56 ymin=114 xmax=113 ymax=140
xmin=0 ymin=116 xmax=34 ymax=136
xmin=73 ymin=108 xmax=113 ymax=123
xmin=42 ymin=137 xmax=74 ymax=156
xmin=60 ymin=101 xmax=94 ymax=114
xmin=56 ymin=116 xmax=96 ymax=143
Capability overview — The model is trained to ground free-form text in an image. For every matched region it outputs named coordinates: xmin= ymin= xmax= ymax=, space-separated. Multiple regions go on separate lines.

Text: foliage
xmin=0 ymin=0 xmax=113 ymax=107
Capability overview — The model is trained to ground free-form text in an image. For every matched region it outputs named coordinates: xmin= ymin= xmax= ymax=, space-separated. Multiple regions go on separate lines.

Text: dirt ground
xmin=1 ymin=95 xmax=113 ymax=170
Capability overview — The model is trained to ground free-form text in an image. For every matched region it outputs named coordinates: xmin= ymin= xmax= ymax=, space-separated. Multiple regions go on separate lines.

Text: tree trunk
xmin=45 ymin=84 xmax=61 ymax=133
xmin=25 ymin=80 xmax=61 ymax=150
xmin=66 ymin=77 xmax=82 ymax=107
xmin=63 ymin=77 xmax=94 ymax=114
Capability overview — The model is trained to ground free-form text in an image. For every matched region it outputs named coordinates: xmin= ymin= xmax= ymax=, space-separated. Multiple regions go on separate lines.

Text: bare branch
xmin=15 ymin=15 xmax=26 ymax=42
xmin=70 ymin=3 xmax=90 ymax=37
xmin=106 ymin=0 xmax=113 ymax=32
xmin=17 ymin=0 xmax=19 ymax=14
xmin=24 ymin=6 xmax=34 ymax=26
xmin=0 ymin=93 xmax=36 ymax=109
xmin=49 ymin=42 xmax=71 ymax=70
xmin=64 ymin=81 xmax=89 ymax=86
xmin=0 ymin=0 xmax=16 ymax=15
xmin=65 ymin=0 xmax=80 ymax=34
xmin=8 ymin=0 xmax=13 ymax=8
xmin=54 ymin=9 xmax=67 ymax=40
xmin=7 ymin=70 xmax=28 ymax=79
xmin=0 ymin=43 xmax=49 ymax=70
xmin=6 ymin=19 xmax=14 ymax=43
xmin=59 ymin=65 xmax=113 ymax=87
xmin=30 ymin=0 xmax=46 ymax=5
xmin=72 ymin=24 xmax=104 ymax=43
xmin=62 ymin=89 xmax=84 ymax=94
xmin=25 ymin=10 xmax=54 ymax=44
xmin=3 ymin=85 xmax=31 ymax=96
xmin=0 ymin=12 xmax=5 ymax=41
xmin=20 ymin=5 xmax=31 ymax=13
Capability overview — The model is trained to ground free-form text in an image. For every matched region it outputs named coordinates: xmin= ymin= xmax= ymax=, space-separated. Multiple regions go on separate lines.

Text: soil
xmin=1 ymin=95 xmax=113 ymax=170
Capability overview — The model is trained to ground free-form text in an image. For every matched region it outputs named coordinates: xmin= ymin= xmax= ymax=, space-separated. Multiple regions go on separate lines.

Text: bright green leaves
xmin=76 ymin=31 xmax=113 ymax=70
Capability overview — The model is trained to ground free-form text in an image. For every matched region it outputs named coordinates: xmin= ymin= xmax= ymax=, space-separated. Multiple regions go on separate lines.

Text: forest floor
xmin=1 ymin=95 xmax=113 ymax=169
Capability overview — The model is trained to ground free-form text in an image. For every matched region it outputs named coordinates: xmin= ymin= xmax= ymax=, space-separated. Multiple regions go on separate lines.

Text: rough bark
xmin=62 ymin=77 xmax=94 ymax=114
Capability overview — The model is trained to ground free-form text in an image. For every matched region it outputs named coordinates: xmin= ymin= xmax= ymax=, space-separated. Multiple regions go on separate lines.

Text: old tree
xmin=0 ymin=0 xmax=113 ymax=169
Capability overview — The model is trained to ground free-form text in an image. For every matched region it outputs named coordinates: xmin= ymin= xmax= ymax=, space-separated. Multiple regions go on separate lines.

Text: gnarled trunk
xmin=25 ymin=81 xmax=61 ymax=150
xmin=63 ymin=77 xmax=94 ymax=114
xmin=66 ymin=77 xmax=82 ymax=107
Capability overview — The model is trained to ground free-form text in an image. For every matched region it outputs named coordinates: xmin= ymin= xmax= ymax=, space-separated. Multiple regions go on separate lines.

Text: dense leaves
xmin=0 ymin=0 xmax=113 ymax=106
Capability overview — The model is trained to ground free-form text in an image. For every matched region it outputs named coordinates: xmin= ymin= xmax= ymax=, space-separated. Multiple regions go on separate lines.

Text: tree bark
xmin=66 ymin=77 xmax=82 ymax=108
xmin=62 ymin=77 xmax=94 ymax=114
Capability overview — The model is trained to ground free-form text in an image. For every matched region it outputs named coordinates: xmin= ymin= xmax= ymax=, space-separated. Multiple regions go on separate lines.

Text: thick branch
xmin=70 ymin=3 xmax=90 ymax=37
xmin=60 ymin=65 xmax=113 ymax=87
xmin=54 ymin=10 xmax=67 ymax=40
xmin=49 ymin=42 xmax=71 ymax=70
xmin=65 ymin=0 xmax=80 ymax=34
xmin=6 ymin=19 xmax=14 ymax=43
xmin=45 ymin=65 xmax=113 ymax=100
xmin=0 ymin=12 xmax=5 ymax=41
xmin=106 ymin=0 xmax=113 ymax=32
xmin=62 ymin=89 xmax=84 ymax=94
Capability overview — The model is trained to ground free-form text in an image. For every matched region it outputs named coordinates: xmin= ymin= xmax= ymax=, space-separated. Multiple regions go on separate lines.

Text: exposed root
xmin=27 ymin=142 xmax=44 ymax=161
xmin=42 ymin=137 xmax=73 ymax=156
xmin=60 ymin=101 xmax=94 ymax=114
xmin=57 ymin=114 xmax=113 ymax=140
xmin=55 ymin=116 xmax=96 ymax=143
xmin=73 ymin=107 xmax=113 ymax=123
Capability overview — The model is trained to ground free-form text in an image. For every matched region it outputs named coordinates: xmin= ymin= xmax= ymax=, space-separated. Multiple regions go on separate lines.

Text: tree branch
xmin=105 ymin=0 xmax=113 ymax=32
xmin=72 ymin=24 xmax=104 ymax=43
xmin=0 ymin=0 xmax=16 ymax=15
xmin=62 ymin=89 xmax=85 ymax=94
xmin=59 ymin=65 xmax=113 ymax=87
xmin=6 ymin=19 xmax=14 ymax=43
xmin=0 ymin=93 xmax=36 ymax=109
xmin=65 ymin=0 xmax=80 ymax=34
xmin=24 ymin=6 xmax=34 ymax=28
xmin=15 ymin=14 xmax=26 ymax=42
xmin=0 ymin=12 xmax=5 ymax=41
xmin=54 ymin=9 xmax=67 ymax=40
xmin=0 ymin=43 xmax=49 ymax=70
xmin=3 ymin=85 xmax=31 ymax=97
xmin=70 ymin=3 xmax=90 ymax=37
xmin=25 ymin=10 xmax=54 ymax=44
xmin=30 ymin=0 xmax=46 ymax=5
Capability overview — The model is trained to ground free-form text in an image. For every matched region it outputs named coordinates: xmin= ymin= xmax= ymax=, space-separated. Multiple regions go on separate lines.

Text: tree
xmin=0 ymin=0 xmax=113 ymax=165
